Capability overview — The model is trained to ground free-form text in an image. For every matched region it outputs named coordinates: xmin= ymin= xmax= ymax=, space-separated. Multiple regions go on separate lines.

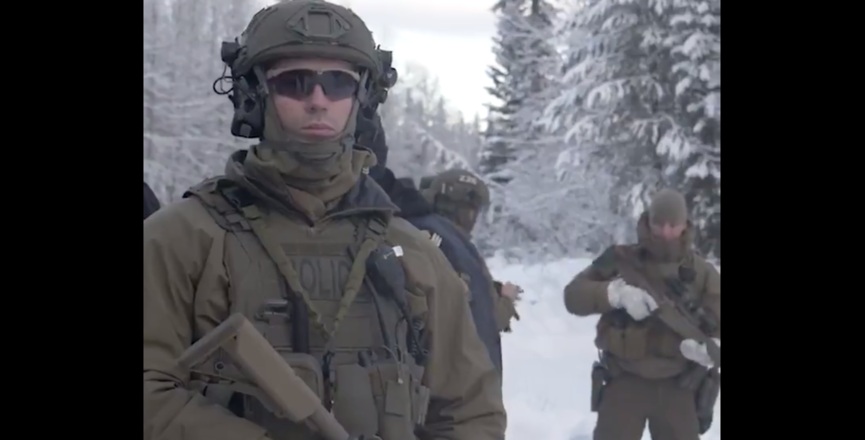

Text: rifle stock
xmin=177 ymin=313 xmax=355 ymax=440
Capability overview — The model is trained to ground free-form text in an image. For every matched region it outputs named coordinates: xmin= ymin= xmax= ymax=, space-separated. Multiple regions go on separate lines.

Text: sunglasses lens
xmin=269 ymin=70 xmax=313 ymax=99
xmin=268 ymin=70 xmax=358 ymax=101
xmin=318 ymin=70 xmax=359 ymax=100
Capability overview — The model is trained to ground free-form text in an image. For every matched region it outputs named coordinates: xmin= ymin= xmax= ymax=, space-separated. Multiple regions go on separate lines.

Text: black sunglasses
xmin=267 ymin=69 xmax=359 ymax=101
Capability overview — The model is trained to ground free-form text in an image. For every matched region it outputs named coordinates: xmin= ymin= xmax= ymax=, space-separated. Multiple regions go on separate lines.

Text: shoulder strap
xmin=334 ymin=215 xmax=389 ymax=334
xmin=183 ymin=178 xmax=252 ymax=232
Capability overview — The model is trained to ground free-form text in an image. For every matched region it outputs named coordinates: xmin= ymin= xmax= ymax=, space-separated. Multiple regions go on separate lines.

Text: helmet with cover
xmin=219 ymin=0 xmax=384 ymax=143
xmin=422 ymin=168 xmax=490 ymax=233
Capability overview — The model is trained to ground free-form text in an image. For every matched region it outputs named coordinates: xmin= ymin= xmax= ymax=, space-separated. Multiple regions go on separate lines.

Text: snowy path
xmin=487 ymin=256 xmax=721 ymax=440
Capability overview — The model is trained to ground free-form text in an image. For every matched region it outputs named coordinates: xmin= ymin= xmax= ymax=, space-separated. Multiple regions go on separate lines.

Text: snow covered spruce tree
xmin=378 ymin=63 xmax=478 ymax=181
xmin=481 ymin=0 xmax=558 ymax=185
xmin=544 ymin=0 xmax=667 ymax=220
xmin=475 ymin=0 xmax=563 ymax=259
xmin=660 ymin=0 xmax=721 ymax=258
xmin=143 ymin=0 xmax=257 ymax=203
xmin=480 ymin=0 xmax=522 ymax=186
xmin=541 ymin=0 xmax=721 ymax=258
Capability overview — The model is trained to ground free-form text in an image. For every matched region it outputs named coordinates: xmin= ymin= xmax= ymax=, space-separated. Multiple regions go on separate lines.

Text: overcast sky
xmin=277 ymin=0 xmax=500 ymax=120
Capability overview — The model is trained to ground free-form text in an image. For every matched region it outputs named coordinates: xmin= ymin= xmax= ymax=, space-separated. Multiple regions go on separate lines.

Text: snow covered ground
xmin=486 ymin=256 xmax=721 ymax=440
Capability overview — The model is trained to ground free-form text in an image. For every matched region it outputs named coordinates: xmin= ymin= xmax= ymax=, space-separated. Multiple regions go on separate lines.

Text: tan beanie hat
xmin=649 ymin=189 xmax=688 ymax=225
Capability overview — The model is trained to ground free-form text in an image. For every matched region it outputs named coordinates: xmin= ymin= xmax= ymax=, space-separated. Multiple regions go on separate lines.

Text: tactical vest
xmin=184 ymin=178 xmax=430 ymax=440
xmin=594 ymin=246 xmax=713 ymax=377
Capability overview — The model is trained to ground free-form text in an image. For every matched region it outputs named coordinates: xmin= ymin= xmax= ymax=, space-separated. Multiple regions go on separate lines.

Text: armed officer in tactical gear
xmin=564 ymin=189 xmax=721 ymax=440
xmin=422 ymin=169 xmax=521 ymax=335
xmin=142 ymin=2 xmax=506 ymax=440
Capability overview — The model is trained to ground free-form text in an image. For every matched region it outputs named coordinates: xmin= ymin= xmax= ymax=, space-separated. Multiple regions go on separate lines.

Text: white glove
xmin=606 ymin=279 xmax=658 ymax=321
xmin=680 ymin=338 xmax=721 ymax=368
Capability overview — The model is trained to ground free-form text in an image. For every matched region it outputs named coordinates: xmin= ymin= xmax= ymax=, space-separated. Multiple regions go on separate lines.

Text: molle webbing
xmin=183 ymin=179 xmax=253 ymax=232
xmin=222 ymin=186 xmax=389 ymax=343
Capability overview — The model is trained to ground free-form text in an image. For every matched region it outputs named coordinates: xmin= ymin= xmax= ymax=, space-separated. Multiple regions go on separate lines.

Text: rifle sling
xmin=223 ymin=187 xmax=388 ymax=344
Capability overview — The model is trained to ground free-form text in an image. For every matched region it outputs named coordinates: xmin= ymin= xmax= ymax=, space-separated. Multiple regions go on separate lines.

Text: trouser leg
xmin=646 ymin=378 xmax=700 ymax=440
xmin=593 ymin=374 xmax=649 ymax=440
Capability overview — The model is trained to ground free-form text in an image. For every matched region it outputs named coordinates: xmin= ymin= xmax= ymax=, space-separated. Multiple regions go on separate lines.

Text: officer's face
xmin=266 ymin=58 xmax=358 ymax=140
xmin=649 ymin=221 xmax=687 ymax=241
xmin=457 ymin=207 xmax=479 ymax=233
xmin=445 ymin=204 xmax=479 ymax=234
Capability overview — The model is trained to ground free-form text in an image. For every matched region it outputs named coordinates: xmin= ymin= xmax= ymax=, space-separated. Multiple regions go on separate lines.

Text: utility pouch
xmin=279 ymin=352 xmax=325 ymax=400
xmin=408 ymin=363 xmax=430 ymax=426
xmin=696 ymin=368 xmax=721 ymax=435
xmin=605 ymin=325 xmax=649 ymax=360
xmin=676 ymin=363 xmax=710 ymax=391
xmin=367 ymin=361 xmax=423 ymax=440
xmin=590 ymin=361 xmax=608 ymax=412
xmin=332 ymin=364 xmax=380 ymax=437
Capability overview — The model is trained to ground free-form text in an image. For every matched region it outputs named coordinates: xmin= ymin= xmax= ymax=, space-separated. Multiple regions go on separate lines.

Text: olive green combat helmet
xmin=422 ymin=168 xmax=490 ymax=234
xmin=216 ymin=0 xmax=394 ymax=141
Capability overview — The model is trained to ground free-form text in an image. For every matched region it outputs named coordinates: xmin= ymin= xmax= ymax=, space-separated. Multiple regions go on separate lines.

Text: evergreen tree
xmin=378 ymin=64 xmax=476 ymax=179
xmin=143 ymin=0 xmax=259 ymax=203
xmin=480 ymin=0 xmax=527 ymax=185
xmin=661 ymin=0 xmax=721 ymax=258
xmin=540 ymin=0 xmax=721 ymax=258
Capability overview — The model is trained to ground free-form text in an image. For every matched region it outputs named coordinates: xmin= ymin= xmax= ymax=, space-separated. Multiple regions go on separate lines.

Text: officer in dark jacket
xmin=358 ymin=112 xmax=504 ymax=371
xmin=422 ymin=169 xmax=521 ymax=334
xmin=143 ymin=181 xmax=161 ymax=220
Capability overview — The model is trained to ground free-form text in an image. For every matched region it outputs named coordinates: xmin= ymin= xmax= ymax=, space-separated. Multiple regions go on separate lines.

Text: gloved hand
xmin=500 ymin=282 xmax=523 ymax=302
xmin=680 ymin=338 xmax=721 ymax=368
xmin=606 ymin=279 xmax=658 ymax=320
